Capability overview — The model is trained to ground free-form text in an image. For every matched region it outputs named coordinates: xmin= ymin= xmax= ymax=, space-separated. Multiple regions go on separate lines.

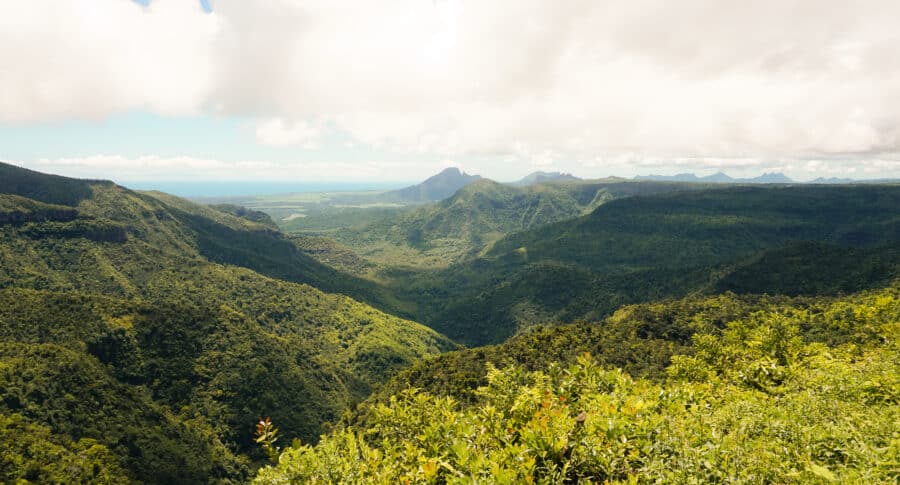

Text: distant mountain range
xmin=633 ymin=172 xmax=900 ymax=184
xmin=806 ymin=176 xmax=900 ymax=184
xmin=634 ymin=172 xmax=794 ymax=184
xmin=384 ymin=167 xmax=482 ymax=202
xmin=808 ymin=177 xmax=856 ymax=184
xmin=392 ymin=170 xmax=897 ymax=202
xmin=512 ymin=171 xmax=581 ymax=186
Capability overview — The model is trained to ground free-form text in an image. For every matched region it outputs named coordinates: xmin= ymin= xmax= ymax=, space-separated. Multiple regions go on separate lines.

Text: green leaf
xmin=808 ymin=463 xmax=837 ymax=482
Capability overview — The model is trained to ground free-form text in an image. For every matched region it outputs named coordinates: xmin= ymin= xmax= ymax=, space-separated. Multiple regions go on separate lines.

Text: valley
xmin=1 ymin=162 xmax=898 ymax=483
xmin=4 ymin=3 xmax=898 ymax=482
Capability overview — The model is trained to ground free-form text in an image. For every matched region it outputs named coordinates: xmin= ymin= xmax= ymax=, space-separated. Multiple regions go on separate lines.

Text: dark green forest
xmin=391 ymin=185 xmax=900 ymax=345
xmin=0 ymin=163 xmax=452 ymax=483
xmin=1 ymin=162 xmax=898 ymax=483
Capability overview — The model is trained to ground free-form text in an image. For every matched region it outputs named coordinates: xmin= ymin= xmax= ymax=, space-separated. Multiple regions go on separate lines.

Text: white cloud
xmin=255 ymin=118 xmax=320 ymax=147
xmin=0 ymin=1 xmax=217 ymax=122
xmin=2 ymin=0 xmax=900 ymax=177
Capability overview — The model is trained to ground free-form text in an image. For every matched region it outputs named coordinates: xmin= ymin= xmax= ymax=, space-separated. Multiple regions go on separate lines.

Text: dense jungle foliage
xmin=256 ymin=284 xmax=900 ymax=484
xmin=391 ymin=185 xmax=900 ymax=345
xmin=2 ymin=162 xmax=899 ymax=483
xmin=0 ymin=163 xmax=452 ymax=482
xmin=330 ymin=178 xmax=707 ymax=270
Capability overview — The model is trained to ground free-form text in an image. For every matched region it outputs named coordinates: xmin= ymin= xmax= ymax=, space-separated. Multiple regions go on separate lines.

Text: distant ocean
xmin=118 ymin=180 xmax=411 ymax=198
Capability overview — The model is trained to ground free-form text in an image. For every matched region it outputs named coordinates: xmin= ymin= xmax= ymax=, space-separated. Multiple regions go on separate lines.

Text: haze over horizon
xmin=2 ymin=0 xmax=900 ymax=184
xmin=6 ymin=163 xmax=884 ymax=199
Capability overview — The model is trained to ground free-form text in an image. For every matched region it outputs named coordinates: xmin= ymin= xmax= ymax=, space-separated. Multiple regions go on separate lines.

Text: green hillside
xmin=0 ymin=341 xmax=246 ymax=483
xmin=4 ymin=162 xmax=900 ymax=483
xmin=209 ymin=203 xmax=280 ymax=229
xmin=0 ymin=162 xmax=102 ymax=206
xmin=1 ymin=411 xmax=128 ymax=484
xmin=0 ymin=163 xmax=453 ymax=482
xmin=257 ymin=283 xmax=900 ymax=483
xmin=333 ymin=178 xmax=707 ymax=269
xmin=396 ymin=185 xmax=900 ymax=345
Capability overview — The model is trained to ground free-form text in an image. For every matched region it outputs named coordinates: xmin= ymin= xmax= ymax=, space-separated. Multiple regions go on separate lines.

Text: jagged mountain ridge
xmin=634 ymin=171 xmax=794 ymax=183
xmin=382 ymin=167 xmax=482 ymax=203
xmin=511 ymin=171 xmax=581 ymax=186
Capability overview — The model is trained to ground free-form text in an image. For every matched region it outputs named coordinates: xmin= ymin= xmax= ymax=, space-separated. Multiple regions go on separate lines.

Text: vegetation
xmin=0 ymin=342 xmax=246 ymax=483
xmin=0 ymin=162 xmax=452 ymax=481
xmin=289 ymin=234 xmax=377 ymax=275
xmin=331 ymin=178 xmax=708 ymax=269
xmin=395 ymin=185 xmax=900 ymax=345
xmin=210 ymin=203 xmax=280 ymax=230
xmin=3 ymin=163 xmax=900 ymax=483
xmin=0 ymin=162 xmax=103 ymax=206
xmin=202 ymin=166 xmax=483 ymax=236
xmin=0 ymin=412 xmax=128 ymax=484
xmin=256 ymin=284 xmax=900 ymax=484
xmin=360 ymin=294 xmax=771 ymax=406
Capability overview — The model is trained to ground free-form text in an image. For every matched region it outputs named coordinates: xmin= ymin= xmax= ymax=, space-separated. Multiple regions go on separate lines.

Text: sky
xmin=1 ymin=0 xmax=900 ymax=187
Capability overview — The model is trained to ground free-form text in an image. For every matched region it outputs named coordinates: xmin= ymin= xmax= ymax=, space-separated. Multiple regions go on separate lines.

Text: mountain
xmin=333 ymin=179 xmax=706 ymax=269
xmin=396 ymin=185 xmax=900 ymax=345
xmin=6 ymin=161 xmax=900 ymax=483
xmin=701 ymin=171 xmax=734 ymax=182
xmin=809 ymin=177 xmax=856 ymax=184
xmin=634 ymin=172 xmax=716 ymax=182
xmin=512 ymin=171 xmax=581 ymax=186
xmin=807 ymin=176 xmax=900 ymax=184
xmin=635 ymin=171 xmax=794 ymax=184
xmin=0 ymin=162 xmax=454 ymax=481
xmin=746 ymin=172 xmax=794 ymax=183
xmin=382 ymin=167 xmax=482 ymax=203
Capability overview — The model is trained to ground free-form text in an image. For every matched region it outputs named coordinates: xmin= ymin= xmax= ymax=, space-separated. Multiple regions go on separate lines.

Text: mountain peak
xmin=385 ymin=167 xmax=482 ymax=202
xmin=701 ymin=172 xmax=734 ymax=183
xmin=437 ymin=167 xmax=463 ymax=176
xmin=749 ymin=172 xmax=793 ymax=183
xmin=633 ymin=171 xmax=793 ymax=184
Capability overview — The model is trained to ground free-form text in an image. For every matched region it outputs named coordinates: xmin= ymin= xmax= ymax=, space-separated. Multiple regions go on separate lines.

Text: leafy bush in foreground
xmin=256 ymin=292 xmax=899 ymax=484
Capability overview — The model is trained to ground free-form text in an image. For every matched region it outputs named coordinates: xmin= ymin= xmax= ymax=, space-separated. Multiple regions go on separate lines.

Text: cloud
xmin=255 ymin=118 xmax=320 ymax=147
xmin=2 ymin=0 xmax=900 ymax=172
xmin=0 ymin=1 xmax=217 ymax=122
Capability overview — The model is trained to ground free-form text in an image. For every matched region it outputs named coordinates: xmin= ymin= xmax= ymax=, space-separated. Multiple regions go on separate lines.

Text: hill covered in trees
xmin=332 ymin=178 xmax=707 ymax=269
xmin=257 ymin=283 xmax=900 ymax=483
xmin=387 ymin=185 xmax=900 ymax=345
xmin=2 ymin=162 xmax=899 ymax=483
xmin=0 ymin=163 xmax=453 ymax=482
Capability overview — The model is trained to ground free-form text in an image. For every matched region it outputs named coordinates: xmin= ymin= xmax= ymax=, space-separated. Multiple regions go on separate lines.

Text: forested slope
xmin=398 ymin=185 xmax=900 ymax=345
xmin=333 ymin=178 xmax=708 ymax=269
xmin=258 ymin=283 xmax=900 ymax=484
xmin=0 ymin=163 xmax=453 ymax=482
